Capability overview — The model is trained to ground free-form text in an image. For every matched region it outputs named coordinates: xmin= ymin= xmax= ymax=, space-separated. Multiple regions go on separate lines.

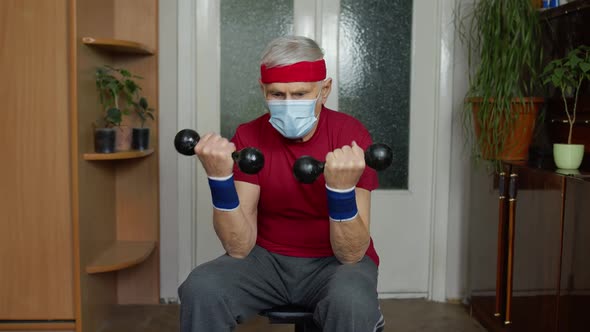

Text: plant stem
xmin=568 ymin=77 xmax=583 ymax=144
xmin=560 ymin=90 xmax=572 ymax=144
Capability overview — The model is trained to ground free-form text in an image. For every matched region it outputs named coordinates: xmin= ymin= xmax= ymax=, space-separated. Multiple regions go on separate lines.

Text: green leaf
xmin=139 ymin=97 xmax=148 ymax=109
xmin=568 ymin=54 xmax=582 ymax=67
xmin=106 ymin=107 xmax=122 ymax=125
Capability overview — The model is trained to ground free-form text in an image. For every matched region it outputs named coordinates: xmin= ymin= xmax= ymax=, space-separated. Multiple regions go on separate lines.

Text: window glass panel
xmin=220 ymin=0 xmax=294 ymax=139
xmin=339 ymin=0 xmax=413 ymax=189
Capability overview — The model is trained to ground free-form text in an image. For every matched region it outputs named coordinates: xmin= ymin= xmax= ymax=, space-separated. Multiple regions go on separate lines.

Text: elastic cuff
xmin=208 ymin=174 xmax=234 ymax=181
xmin=326 ymin=185 xmax=358 ymax=222
xmin=325 ymin=184 xmax=356 ymax=193
xmin=208 ymin=174 xmax=240 ymax=211
xmin=329 ymin=212 xmax=359 ymax=223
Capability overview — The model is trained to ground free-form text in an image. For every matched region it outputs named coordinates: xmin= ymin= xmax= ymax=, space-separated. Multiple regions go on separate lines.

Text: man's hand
xmin=323 ymin=141 xmax=365 ymax=190
xmin=194 ymin=133 xmax=236 ymax=178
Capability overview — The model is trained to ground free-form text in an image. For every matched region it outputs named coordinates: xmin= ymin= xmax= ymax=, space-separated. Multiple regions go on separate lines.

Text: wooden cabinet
xmin=559 ymin=177 xmax=590 ymax=331
xmin=0 ymin=1 xmax=160 ymax=331
xmin=468 ymin=162 xmax=590 ymax=331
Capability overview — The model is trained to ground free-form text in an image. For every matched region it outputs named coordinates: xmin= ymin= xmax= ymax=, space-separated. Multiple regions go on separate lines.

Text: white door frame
xmin=172 ymin=0 xmax=456 ymax=302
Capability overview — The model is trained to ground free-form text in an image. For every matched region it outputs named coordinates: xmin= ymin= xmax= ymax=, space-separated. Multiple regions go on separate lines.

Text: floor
xmin=99 ymin=299 xmax=486 ymax=332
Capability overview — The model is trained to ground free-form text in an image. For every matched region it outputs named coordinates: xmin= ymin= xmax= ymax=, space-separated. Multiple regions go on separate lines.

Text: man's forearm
xmin=213 ymin=208 xmax=256 ymax=258
xmin=330 ymin=216 xmax=370 ymax=264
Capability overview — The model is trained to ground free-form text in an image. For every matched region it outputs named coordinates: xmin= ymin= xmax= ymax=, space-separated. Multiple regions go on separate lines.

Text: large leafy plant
xmin=542 ymin=45 xmax=590 ymax=144
xmin=95 ymin=65 xmax=142 ymax=128
xmin=456 ymin=0 xmax=543 ymax=160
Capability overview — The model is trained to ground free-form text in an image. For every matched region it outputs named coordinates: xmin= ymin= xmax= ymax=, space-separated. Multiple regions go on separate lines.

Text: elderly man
xmin=179 ymin=35 xmax=384 ymax=332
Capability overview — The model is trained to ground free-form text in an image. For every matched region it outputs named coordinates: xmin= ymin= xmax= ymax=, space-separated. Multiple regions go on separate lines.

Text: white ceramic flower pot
xmin=553 ymin=143 xmax=584 ymax=170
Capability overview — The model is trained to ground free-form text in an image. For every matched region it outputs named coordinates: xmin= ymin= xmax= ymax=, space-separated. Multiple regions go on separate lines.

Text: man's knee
xmin=315 ymin=265 xmax=382 ymax=330
xmin=178 ymin=267 xmax=227 ymax=305
xmin=321 ymin=262 xmax=379 ymax=312
xmin=326 ymin=281 xmax=377 ymax=309
xmin=334 ymin=263 xmax=376 ymax=293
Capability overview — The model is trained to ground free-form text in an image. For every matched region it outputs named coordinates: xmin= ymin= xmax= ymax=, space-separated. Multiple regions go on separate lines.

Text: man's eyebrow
xmin=266 ymin=89 xmax=285 ymax=94
xmin=291 ymin=89 xmax=311 ymax=93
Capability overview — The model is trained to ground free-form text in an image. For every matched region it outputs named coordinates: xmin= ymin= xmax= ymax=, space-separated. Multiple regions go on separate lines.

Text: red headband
xmin=260 ymin=59 xmax=326 ymax=83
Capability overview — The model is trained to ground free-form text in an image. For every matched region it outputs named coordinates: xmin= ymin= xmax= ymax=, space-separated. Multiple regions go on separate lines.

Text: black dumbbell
xmin=174 ymin=129 xmax=264 ymax=175
xmin=292 ymin=143 xmax=394 ymax=184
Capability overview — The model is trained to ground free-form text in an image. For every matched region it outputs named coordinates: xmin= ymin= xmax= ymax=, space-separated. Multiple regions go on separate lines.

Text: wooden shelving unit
xmin=77 ymin=0 xmax=160 ymax=329
xmin=86 ymin=241 xmax=156 ymax=274
xmin=83 ymin=149 xmax=154 ymax=161
xmin=2 ymin=0 xmax=160 ymax=330
xmin=82 ymin=37 xmax=155 ymax=55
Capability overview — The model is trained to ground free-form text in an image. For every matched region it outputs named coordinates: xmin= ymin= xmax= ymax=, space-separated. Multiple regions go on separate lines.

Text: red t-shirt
xmin=231 ymin=106 xmax=380 ymax=266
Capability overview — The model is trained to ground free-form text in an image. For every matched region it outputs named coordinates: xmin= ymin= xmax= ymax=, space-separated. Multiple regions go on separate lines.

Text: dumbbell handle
xmin=293 ymin=143 xmax=393 ymax=184
xmin=174 ymin=129 xmax=264 ymax=175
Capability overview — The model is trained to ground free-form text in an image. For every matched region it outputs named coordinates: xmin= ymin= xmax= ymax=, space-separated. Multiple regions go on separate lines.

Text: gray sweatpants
xmin=178 ymin=245 xmax=384 ymax=332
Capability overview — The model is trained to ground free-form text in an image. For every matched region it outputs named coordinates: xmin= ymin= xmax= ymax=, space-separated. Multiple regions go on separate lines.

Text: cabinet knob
xmin=499 ymin=172 xmax=506 ymax=197
xmin=509 ymin=174 xmax=518 ymax=200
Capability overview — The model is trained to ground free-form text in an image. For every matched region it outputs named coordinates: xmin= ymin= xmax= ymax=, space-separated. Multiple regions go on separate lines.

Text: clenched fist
xmin=194 ymin=133 xmax=236 ymax=178
xmin=323 ymin=141 xmax=365 ymax=190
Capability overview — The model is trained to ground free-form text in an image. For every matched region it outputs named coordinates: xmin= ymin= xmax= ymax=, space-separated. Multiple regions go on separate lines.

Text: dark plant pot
xmin=94 ymin=128 xmax=116 ymax=153
xmin=132 ymin=127 xmax=150 ymax=150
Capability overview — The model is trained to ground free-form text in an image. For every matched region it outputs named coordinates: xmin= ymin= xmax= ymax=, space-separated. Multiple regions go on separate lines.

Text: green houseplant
xmin=457 ymin=0 xmax=544 ymax=164
xmin=131 ymin=96 xmax=155 ymax=150
xmin=94 ymin=65 xmax=142 ymax=152
xmin=541 ymin=45 xmax=590 ymax=169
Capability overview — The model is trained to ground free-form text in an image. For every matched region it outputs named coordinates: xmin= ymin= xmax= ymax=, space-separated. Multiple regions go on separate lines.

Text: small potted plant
xmin=94 ymin=66 xmax=124 ymax=153
xmin=541 ymin=45 xmax=590 ymax=170
xmin=132 ymin=96 xmax=155 ymax=150
xmin=94 ymin=65 xmax=142 ymax=152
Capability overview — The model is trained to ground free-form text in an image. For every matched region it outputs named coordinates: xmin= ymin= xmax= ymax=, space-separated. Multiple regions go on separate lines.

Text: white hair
xmin=260 ymin=36 xmax=324 ymax=68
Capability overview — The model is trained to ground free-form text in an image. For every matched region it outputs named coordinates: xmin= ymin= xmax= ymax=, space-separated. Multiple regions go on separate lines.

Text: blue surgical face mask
xmin=266 ymin=89 xmax=321 ymax=139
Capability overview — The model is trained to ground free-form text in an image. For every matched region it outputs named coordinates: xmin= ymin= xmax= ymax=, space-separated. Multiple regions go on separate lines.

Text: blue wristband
xmin=208 ymin=174 xmax=239 ymax=211
xmin=326 ymin=185 xmax=358 ymax=222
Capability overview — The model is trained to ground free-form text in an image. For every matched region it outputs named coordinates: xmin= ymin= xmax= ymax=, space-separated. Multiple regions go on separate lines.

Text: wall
xmin=446 ymin=0 xmax=473 ymax=302
xmin=158 ymin=0 xmax=180 ymax=301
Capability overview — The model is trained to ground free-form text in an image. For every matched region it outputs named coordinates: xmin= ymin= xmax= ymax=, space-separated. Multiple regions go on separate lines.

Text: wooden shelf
xmin=539 ymin=0 xmax=590 ymax=20
xmin=86 ymin=241 xmax=156 ymax=274
xmin=0 ymin=322 xmax=76 ymax=330
xmin=83 ymin=149 xmax=154 ymax=161
xmin=82 ymin=37 xmax=155 ymax=55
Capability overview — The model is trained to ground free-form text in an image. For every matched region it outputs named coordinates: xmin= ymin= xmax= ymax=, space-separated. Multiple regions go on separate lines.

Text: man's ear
xmin=321 ymin=78 xmax=333 ymax=104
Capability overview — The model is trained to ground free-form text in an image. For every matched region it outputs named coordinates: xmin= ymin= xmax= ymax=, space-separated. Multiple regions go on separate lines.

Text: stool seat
xmin=260 ymin=305 xmax=321 ymax=332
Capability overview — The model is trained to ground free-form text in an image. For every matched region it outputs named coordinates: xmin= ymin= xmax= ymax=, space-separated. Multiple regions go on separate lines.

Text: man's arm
xmin=323 ymin=141 xmax=373 ymax=264
xmin=330 ymin=188 xmax=371 ymax=264
xmin=193 ymin=133 xmax=260 ymax=259
xmin=212 ymin=181 xmax=259 ymax=258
